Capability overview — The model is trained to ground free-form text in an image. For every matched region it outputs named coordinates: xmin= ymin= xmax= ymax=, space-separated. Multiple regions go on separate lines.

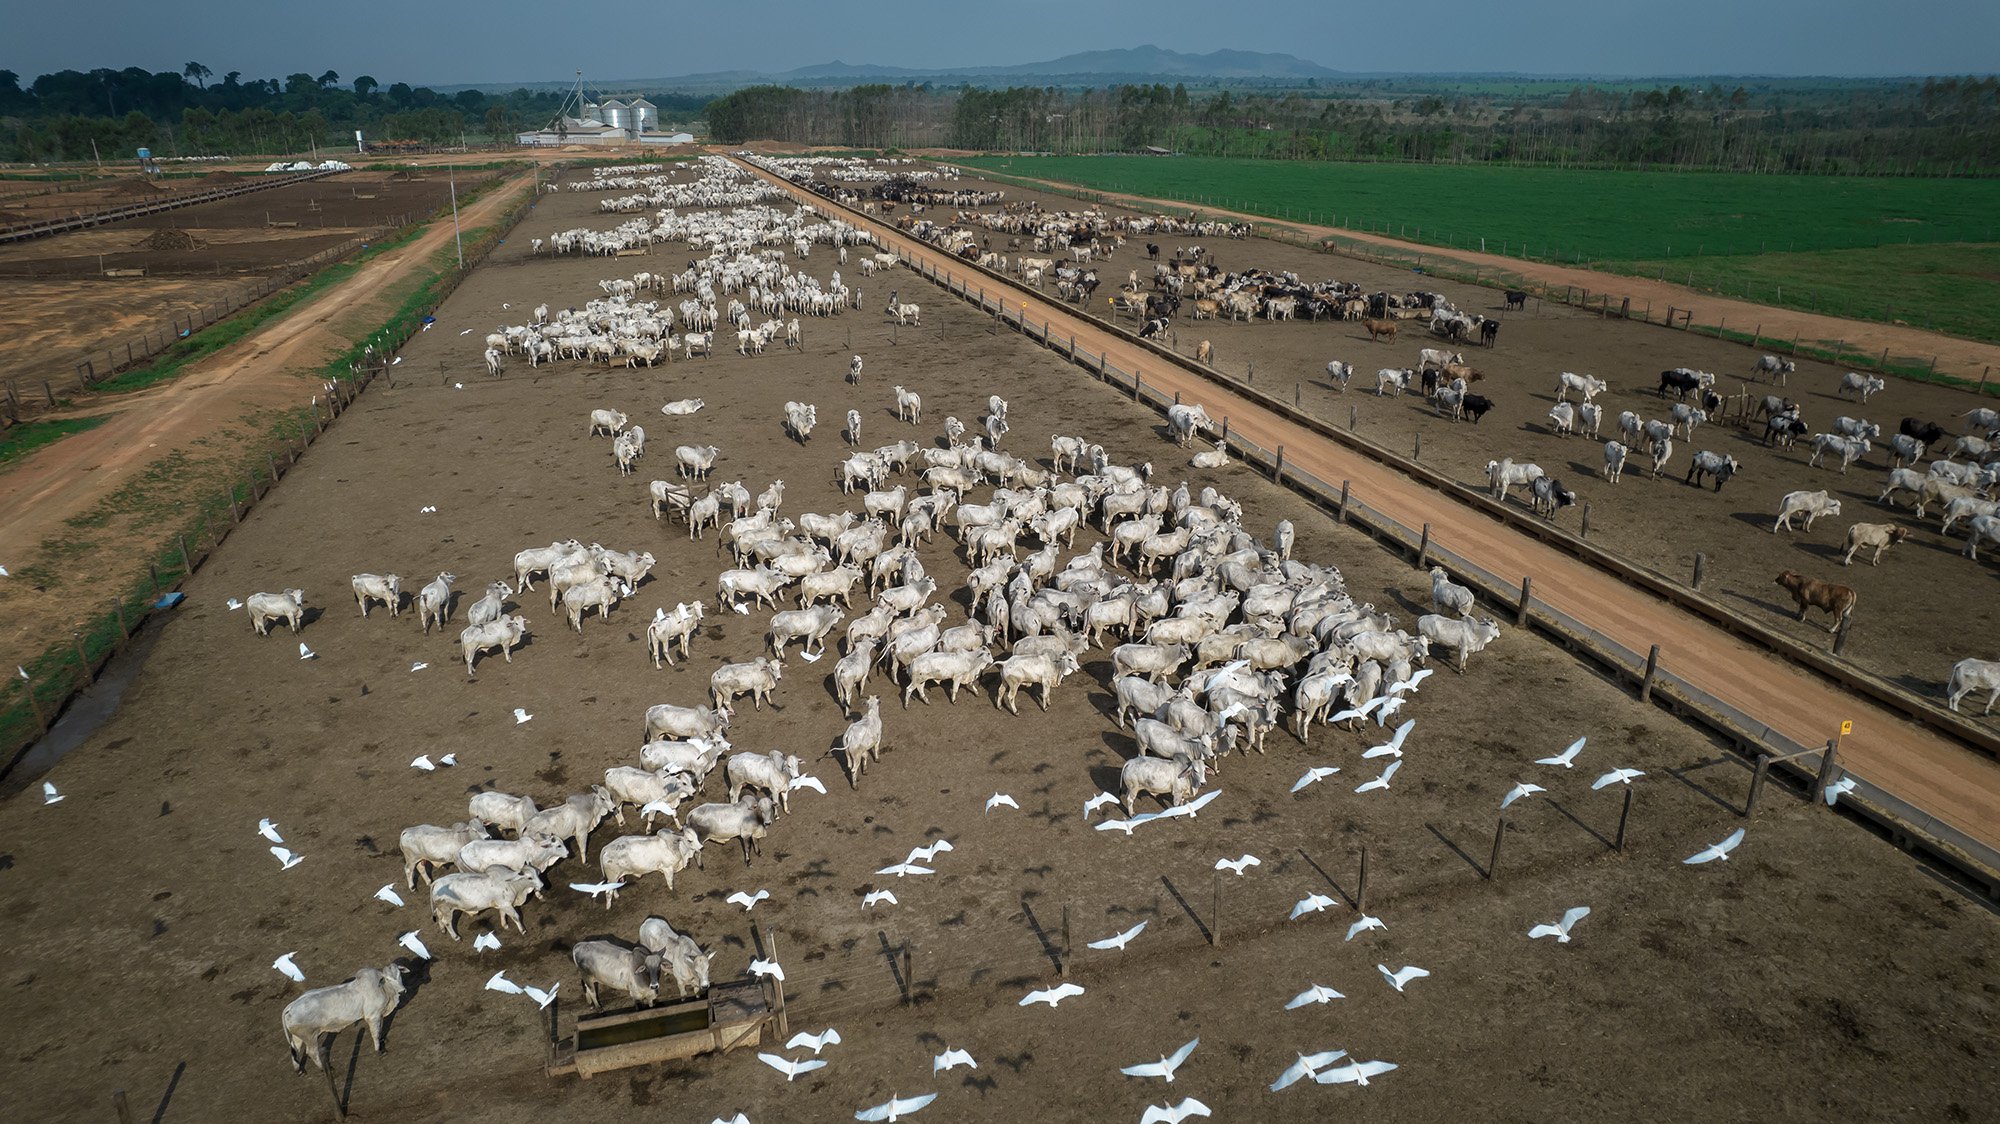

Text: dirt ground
xmin=846 ymin=169 xmax=2000 ymax=712
xmin=2 ymin=180 xmax=1995 ymax=1124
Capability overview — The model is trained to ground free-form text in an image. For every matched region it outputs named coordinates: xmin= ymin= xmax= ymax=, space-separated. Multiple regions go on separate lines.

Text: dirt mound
xmin=136 ymin=229 xmax=201 ymax=251
xmin=106 ymin=178 xmax=162 ymax=197
xmin=198 ymin=171 xmax=239 ymax=186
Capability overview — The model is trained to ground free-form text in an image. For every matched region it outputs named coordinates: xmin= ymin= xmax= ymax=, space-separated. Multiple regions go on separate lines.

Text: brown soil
xmin=136 ymin=228 xmax=202 ymax=251
xmin=106 ymin=176 xmax=163 ymax=196
xmin=0 ymin=175 xmax=534 ymax=679
xmin=1009 ymin=174 xmax=2000 ymax=385
xmin=758 ymin=160 xmax=2000 ymax=861
xmin=0 ymin=179 xmax=1994 ymax=1122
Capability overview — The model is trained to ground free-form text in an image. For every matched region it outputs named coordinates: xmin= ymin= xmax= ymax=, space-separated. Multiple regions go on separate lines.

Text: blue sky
xmin=7 ymin=0 xmax=1996 ymax=87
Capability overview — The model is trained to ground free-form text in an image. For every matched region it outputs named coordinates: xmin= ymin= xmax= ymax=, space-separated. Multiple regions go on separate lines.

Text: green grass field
xmin=0 ymin=415 xmax=108 ymax=469
xmin=958 ymin=156 xmax=2000 ymax=342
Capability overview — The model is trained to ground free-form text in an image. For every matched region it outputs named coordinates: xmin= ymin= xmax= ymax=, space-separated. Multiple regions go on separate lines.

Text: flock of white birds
xmin=27 ymin=156 xmax=1771 ymax=1123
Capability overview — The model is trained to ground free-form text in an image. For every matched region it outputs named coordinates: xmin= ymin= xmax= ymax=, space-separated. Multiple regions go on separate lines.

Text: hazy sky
xmin=8 ymin=0 xmax=1996 ymax=87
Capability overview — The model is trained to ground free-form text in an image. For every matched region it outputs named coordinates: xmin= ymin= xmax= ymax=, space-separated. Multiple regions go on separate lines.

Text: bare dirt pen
xmin=1 ymin=180 xmax=1994 ymax=1123
xmin=0 ymin=171 xmax=468 ymax=393
xmin=859 ymin=170 xmax=2000 ymax=713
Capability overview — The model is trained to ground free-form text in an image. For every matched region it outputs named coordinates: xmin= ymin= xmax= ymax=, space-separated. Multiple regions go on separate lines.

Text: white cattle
xmin=281 ymin=964 xmax=407 ymax=1073
xmin=1773 ymin=489 xmax=1841 ymax=533
xmin=1946 ymin=658 xmax=2000 ymax=714
xmin=246 ymin=590 xmax=306 ymax=636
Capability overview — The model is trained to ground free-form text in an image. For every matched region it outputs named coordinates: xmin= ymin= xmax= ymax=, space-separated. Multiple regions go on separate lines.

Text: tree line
xmin=0 ymin=65 xmax=707 ymax=162
xmin=708 ymin=76 xmax=2000 ymax=176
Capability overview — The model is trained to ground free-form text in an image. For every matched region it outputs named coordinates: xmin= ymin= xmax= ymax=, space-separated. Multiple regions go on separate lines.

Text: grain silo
xmin=598 ymin=98 xmax=631 ymax=133
xmin=629 ymin=97 xmax=658 ymax=133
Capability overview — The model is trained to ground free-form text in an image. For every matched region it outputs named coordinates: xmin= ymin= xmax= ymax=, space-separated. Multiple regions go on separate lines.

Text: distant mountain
xmin=446 ymin=45 xmax=1344 ymax=94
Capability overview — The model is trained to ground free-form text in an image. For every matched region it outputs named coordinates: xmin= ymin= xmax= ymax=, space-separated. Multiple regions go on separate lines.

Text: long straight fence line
xmin=858 ymin=229 xmax=2000 ymax=899
xmin=964 ymin=167 xmax=2000 ymax=397
xmin=0 ymin=168 xmax=342 ymax=242
xmin=0 ymin=172 xmax=541 ymax=785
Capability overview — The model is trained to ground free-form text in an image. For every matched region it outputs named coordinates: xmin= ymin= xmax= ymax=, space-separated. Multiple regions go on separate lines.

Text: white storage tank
xmin=598 ymin=98 xmax=631 ymax=132
xmin=630 ymin=97 xmax=658 ymax=132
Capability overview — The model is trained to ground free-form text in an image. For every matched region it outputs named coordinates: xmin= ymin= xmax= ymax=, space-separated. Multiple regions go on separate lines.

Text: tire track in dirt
xmin=737 ymin=156 xmax=2000 ymax=860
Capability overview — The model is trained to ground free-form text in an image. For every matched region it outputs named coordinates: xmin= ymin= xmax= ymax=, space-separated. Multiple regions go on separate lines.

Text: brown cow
xmin=1195 ymin=339 xmax=1214 ymax=364
xmin=1773 ymin=570 xmax=1858 ymax=632
xmin=1362 ymin=318 xmax=1399 ymax=342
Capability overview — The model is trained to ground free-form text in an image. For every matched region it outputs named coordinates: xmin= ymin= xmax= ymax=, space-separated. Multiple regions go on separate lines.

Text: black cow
xmin=1529 ymin=476 xmax=1576 ymax=519
xmin=1900 ymin=417 xmax=1948 ymax=453
xmin=1461 ymin=394 xmax=1495 ymax=424
xmin=1145 ymin=292 xmax=1179 ymax=320
xmin=1479 ymin=319 xmax=1500 ymax=347
xmin=1505 ymin=290 xmax=1528 ymax=310
xmin=1138 ymin=318 xmax=1170 ymax=340
xmin=1658 ymin=368 xmax=1705 ymax=399
xmin=1764 ymin=414 xmax=1809 ymax=447
xmin=1146 ymin=243 xmax=1160 ymax=260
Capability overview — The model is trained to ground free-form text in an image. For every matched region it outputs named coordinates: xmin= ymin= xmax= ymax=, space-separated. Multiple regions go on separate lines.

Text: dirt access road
xmin=998 ymin=172 xmax=2000 ymax=387
xmin=737 ymin=158 xmax=2000 ymax=862
xmin=0 ymin=172 xmax=530 ymax=669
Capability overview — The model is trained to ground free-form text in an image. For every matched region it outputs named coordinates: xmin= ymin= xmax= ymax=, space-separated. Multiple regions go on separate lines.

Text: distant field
xmin=957 ymin=155 xmax=2000 ymax=341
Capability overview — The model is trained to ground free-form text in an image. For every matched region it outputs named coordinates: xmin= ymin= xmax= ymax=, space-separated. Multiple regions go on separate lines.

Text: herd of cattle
xmin=259 ymin=155 xmax=2000 ymax=1091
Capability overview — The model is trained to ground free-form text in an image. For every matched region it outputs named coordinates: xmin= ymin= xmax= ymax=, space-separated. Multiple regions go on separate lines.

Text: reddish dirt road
xmin=0 ymin=173 xmax=530 ymax=670
xmin=739 ymin=159 xmax=2000 ymax=860
xmin=1004 ymin=174 xmax=2000 ymax=387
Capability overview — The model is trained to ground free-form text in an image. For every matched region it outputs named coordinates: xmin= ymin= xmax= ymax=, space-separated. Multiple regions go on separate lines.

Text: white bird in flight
xmin=1087 ymin=921 xmax=1147 ymax=952
xmin=727 ymin=889 xmax=771 ymax=910
xmin=1354 ymin=759 xmax=1402 ymax=794
xmin=474 ymin=932 xmax=501 ymax=952
xmin=410 ymin=661 xmax=428 ymax=672
xmin=710 ymin=1116 xmax=749 ymax=1124
xmin=42 ymin=781 xmax=63 ymax=805
xmin=1346 ymin=915 xmax=1386 ymax=942
xmin=485 ymin=971 xmax=523 ymax=995
xmin=1501 ymin=782 xmax=1546 ymax=809
xmin=521 ymin=983 xmax=559 ymax=1009
xmin=1378 ymin=964 xmax=1430 ymax=993
xmin=570 ymin=881 xmax=624 ymax=906
xmin=1364 ymin=718 xmax=1416 ymax=759
xmin=934 ymin=1047 xmax=976 ymax=1073
xmin=1592 ymin=767 xmax=1644 ymax=790
xmin=374 ymin=884 xmax=405 ymax=907
xmin=1387 ymin=668 xmax=1433 ymax=697
xmin=862 ymin=890 xmax=897 ymax=908
xmin=1094 ymin=817 xmax=1143 ymax=835
xmin=269 ymin=846 xmax=303 ymax=870
xmin=411 ymin=755 xmax=436 ymax=771
xmin=419 ymin=505 xmax=438 ymax=514
xmin=1823 ymin=776 xmax=1857 ymax=806
xmin=1290 ymin=893 xmax=1338 ymax=920
xmin=1019 ymin=982 xmax=1085 ymax=1007
xmin=398 ymin=930 xmax=431 ymax=960
xmin=390 ymin=356 xmax=402 ymax=366
xmin=513 ymin=708 xmax=533 ymax=725
xmin=985 ymin=793 xmax=1018 ymax=813
xmin=877 ymin=863 xmax=935 ymax=878
xmin=1536 ymin=736 xmax=1586 ymax=768
xmin=1373 ymin=695 xmax=1407 ymax=726
xmin=1159 ymin=790 xmax=1220 ymax=819
xmin=1139 ymin=1097 xmax=1211 ymax=1124
xmin=1270 ymin=1048 xmax=1349 ymax=1092
xmin=484 ymin=972 xmax=557 ymax=1007
xmin=1083 ymin=792 xmax=1119 ymax=817
xmin=1285 ymin=983 xmax=1345 ymax=1009
xmin=906 ymin=840 xmax=954 ymax=864
xmin=272 ymin=952 xmax=304 ymax=982
xmin=440 ymin=753 xmax=456 ymax=766
xmin=453 ymin=381 xmax=463 ymax=389
xmin=791 ymin=774 xmax=827 ymax=795
xmin=1121 ymin=1038 xmax=1198 ymax=1082
xmin=786 ymin=1028 xmax=840 ymax=1054
xmin=298 ymin=643 xmax=316 ymax=660
xmin=225 ymin=598 xmax=243 ymax=611
xmin=854 ymin=1092 xmax=937 ymax=1122
xmin=1315 ymin=1059 xmax=1399 ymax=1086
xmin=1684 ymin=828 xmax=1746 ymax=865
xmin=798 ymin=650 xmax=822 ymax=663
xmin=1529 ymin=906 xmax=1592 ymax=943
xmin=749 ymin=958 xmax=785 ymax=982
xmin=1292 ymin=765 xmax=1341 ymax=792
xmin=1214 ymin=854 xmax=1260 ymax=875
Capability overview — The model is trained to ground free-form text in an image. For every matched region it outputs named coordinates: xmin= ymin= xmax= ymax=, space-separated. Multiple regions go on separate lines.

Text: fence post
xmin=1811 ymin=740 xmax=1841 ymax=805
xmin=1515 ymin=576 xmax=1533 ymax=626
xmin=1580 ymin=503 xmax=1591 ymax=539
xmin=1832 ymin=615 xmax=1852 ymax=656
xmin=1294 ymin=382 xmax=1301 ymax=409
xmin=901 ymin=939 xmax=913 ymax=1006
xmin=23 ymin=672 xmax=49 ymax=733
xmin=1415 ymin=523 xmax=1431 ymax=569
xmin=1060 ymin=904 xmax=1071 ymax=977
xmin=1349 ymin=403 xmax=1357 ymax=430
xmin=1487 ymin=816 xmax=1506 ymax=880
xmin=1412 ymin=433 xmax=1421 ymax=460
xmin=1220 ymin=418 xmax=1229 ymax=447
xmin=1691 ymin=552 xmax=1707 ymax=591
xmin=1132 ymin=371 xmax=1142 ymax=401
xmin=1356 ymin=845 xmax=1369 ymax=911
xmin=1746 ymin=752 xmax=1772 ymax=817
xmin=1211 ymin=869 xmax=1222 ymax=948
xmin=1614 ymin=788 xmax=1634 ymax=852
xmin=1273 ymin=445 xmax=1285 ymax=485
xmin=1338 ymin=480 xmax=1350 ymax=523
xmin=180 ymin=535 xmax=194 ymax=577
xmin=1639 ymin=645 xmax=1660 ymax=703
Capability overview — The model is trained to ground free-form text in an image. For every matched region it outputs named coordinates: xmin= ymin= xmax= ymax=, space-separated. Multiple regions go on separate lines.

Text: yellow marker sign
xmin=1840 ymin=720 xmax=1853 ymax=735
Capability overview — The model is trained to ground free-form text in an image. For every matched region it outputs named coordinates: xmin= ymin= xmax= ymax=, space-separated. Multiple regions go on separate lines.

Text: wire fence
xmin=962 ymin=167 xmax=1999 ymax=398
xmin=861 ymin=232 xmax=2000 ymax=898
xmin=0 ymin=173 xmax=542 ymax=789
